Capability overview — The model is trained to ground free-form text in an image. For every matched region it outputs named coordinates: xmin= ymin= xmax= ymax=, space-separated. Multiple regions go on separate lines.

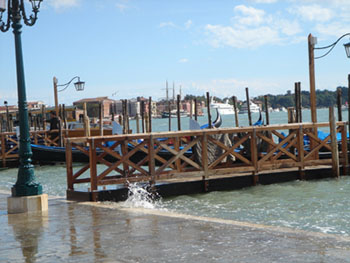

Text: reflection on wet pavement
xmin=1 ymin=193 xmax=350 ymax=263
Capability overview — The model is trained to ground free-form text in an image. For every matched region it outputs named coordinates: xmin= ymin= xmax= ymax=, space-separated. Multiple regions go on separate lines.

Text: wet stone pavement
xmin=1 ymin=193 xmax=350 ymax=263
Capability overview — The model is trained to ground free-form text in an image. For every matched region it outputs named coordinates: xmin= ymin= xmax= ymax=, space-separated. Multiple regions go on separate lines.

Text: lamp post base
xmin=11 ymin=183 xmax=43 ymax=197
xmin=7 ymin=194 xmax=48 ymax=214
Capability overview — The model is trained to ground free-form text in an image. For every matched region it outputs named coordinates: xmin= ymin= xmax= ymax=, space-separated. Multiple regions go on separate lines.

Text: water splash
xmin=122 ymin=183 xmax=163 ymax=209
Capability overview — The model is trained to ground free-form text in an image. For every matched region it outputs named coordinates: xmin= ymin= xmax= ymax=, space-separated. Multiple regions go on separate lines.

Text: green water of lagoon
xmin=0 ymin=108 xmax=349 ymax=237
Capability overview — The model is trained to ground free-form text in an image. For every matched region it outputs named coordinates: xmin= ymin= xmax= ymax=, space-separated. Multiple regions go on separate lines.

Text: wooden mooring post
xmin=329 ymin=106 xmax=340 ymax=177
xmin=141 ymin=101 xmax=145 ymax=133
xmin=99 ymin=101 xmax=104 ymax=136
xmin=264 ymin=95 xmax=269 ymax=125
xmin=177 ymin=94 xmax=181 ymax=131
xmin=136 ymin=114 xmax=140 ymax=134
xmin=168 ymin=100 xmax=171 ymax=131
xmin=194 ymin=98 xmax=198 ymax=121
xmin=233 ymin=96 xmax=239 ymax=127
xmin=295 ymin=82 xmax=302 ymax=123
xmin=206 ymin=92 xmax=212 ymax=128
xmin=126 ymin=100 xmax=130 ymax=134
xmin=337 ymin=87 xmax=342 ymax=121
xmin=245 ymin=87 xmax=252 ymax=126
xmin=348 ymin=74 xmax=350 ymax=151
xmin=148 ymin=97 xmax=152 ymax=133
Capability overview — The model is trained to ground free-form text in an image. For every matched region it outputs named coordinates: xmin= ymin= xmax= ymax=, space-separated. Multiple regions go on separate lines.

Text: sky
xmin=1 ymin=0 xmax=350 ymax=106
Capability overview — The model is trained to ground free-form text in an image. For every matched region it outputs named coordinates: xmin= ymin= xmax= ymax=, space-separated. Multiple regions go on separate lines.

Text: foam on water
xmin=121 ymin=183 xmax=164 ymax=209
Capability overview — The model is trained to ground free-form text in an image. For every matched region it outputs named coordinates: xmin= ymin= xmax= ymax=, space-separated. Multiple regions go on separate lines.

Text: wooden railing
xmin=0 ymin=128 xmax=113 ymax=167
xmin=66 ymin=122 xmax=348 ymax=198
xmin=0 ymin=130 xmax=61 ymax=166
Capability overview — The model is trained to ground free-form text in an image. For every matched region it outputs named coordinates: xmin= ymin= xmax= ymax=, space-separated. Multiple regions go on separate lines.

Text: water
xmin=161 ymin=178 xmax=350 ymax=236
xmin=121 ymin=183 xmax=162 ymax=209
xmin=129 ymin=107 xmax=347 ymax=132
xmin=1 ymin=108 xmax=349 ymax=237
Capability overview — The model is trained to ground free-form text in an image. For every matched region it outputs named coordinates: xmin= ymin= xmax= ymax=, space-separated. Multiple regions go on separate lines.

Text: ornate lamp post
xmin=0 ymin=0 xmax=43 ymax=197
xmin=53 ymin=76 xmax=85 ymax=116
xmin=308 ymin=33 xmax=350 ymax=124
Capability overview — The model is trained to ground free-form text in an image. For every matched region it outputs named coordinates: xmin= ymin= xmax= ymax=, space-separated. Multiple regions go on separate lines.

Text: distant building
xmin=137 ymin=97 xmax=157 ymax=116
xmin=128 ymin=99 xmax=140 ymax=117
xmin=27 ymin=101 xmax=45 ymax=110
xmin=73 ymin=97 xmax=114 ymax=118
xmin=110 ymin=99 xmax=140 ymax=117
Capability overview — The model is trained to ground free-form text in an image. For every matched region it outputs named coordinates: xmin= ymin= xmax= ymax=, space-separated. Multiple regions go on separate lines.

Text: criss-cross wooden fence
xmin=0 ymin=128 xmax=112 ymax=166
xmin=0 ymin=130 xmax=61 ymax=166
xmin=66 ymin=122 xmax=348 ymax=200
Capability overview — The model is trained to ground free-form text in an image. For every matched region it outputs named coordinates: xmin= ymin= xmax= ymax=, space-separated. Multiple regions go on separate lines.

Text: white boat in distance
xmin=239 ymin=100 xmax=260 ymax=114
xmin=210 ymin=98 xmax=236 ymax=115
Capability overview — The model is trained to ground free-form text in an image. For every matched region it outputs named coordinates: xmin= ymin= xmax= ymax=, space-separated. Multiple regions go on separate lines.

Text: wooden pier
xmin=65 ymin=121 xmax=349 ymax=202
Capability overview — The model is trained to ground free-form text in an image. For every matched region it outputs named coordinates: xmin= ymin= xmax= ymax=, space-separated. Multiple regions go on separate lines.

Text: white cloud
xmin=206 ymin=24 xmax=281 ymax=48
xmin=234 ymin=5 xmax=266 ymax=26
xmin=116 ymin=3 xmax=128 ymax=12
xmin=205 ymin=4 xmax=307 ymax=48
xmin=185 ymin=20 xmax=193 ymax=29
xmin=189 ymin=78 xmax=282 ymax=99
xmin=251 ymin=0 xmax=277 ymax=3
xmin=274 ymin=19 xmax=302 ymax=36
xmin=159 ymin=22 xmax=176 ymax=28
xmin=48 ymin=0 xmax=80 ymax=10
xmin=291 ymin=4 xmax=333 ymax=22
xmin=315 ymin=22 xmax=350 ymax=38
xmin=178 ymin=58 xmax=188 ymax=63
xmin=115 ymin=0 xmax=130 ymax=12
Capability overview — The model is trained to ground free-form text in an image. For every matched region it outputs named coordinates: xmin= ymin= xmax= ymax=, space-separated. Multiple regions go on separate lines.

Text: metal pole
xmin=11 ymin=10 xmax=42 ymax=196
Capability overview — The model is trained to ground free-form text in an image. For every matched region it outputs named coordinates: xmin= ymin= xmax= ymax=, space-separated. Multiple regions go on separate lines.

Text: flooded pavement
xmin=1 ymin=192 xmax=350 ymax=262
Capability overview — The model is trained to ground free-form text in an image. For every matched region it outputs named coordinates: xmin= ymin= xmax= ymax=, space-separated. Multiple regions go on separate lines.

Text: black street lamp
xmin=0 ymin=0 xmax=43 ymax=196
xmin=53 ymin=76 xmax=85 ymax=116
